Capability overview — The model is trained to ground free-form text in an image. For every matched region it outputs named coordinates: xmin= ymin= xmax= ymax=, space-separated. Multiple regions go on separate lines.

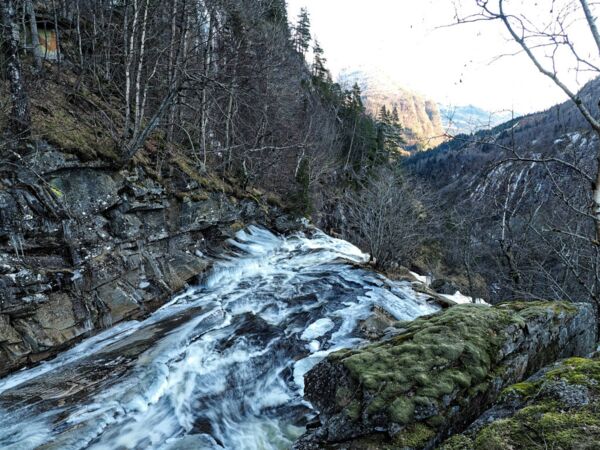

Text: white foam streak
xmin=0 ymin=226 xmax=438 ymax=450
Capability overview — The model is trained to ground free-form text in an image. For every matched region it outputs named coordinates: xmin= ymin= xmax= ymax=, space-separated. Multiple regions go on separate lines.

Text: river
xmin=0 ymin=226 xmax=438 ymax=450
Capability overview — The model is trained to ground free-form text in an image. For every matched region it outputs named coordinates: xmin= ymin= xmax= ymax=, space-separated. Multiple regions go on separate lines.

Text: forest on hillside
xmin=1 ymin=0 xmax=430 ymax=266
xmin=5 ymin=0 xmax=600 ymax=309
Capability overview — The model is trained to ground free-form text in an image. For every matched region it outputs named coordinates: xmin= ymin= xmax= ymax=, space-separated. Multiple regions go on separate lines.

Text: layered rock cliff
xmin=294 ymin=301 xmax=597 ymax=449
xmin=0 ymin=145 xmax=292 ymax=377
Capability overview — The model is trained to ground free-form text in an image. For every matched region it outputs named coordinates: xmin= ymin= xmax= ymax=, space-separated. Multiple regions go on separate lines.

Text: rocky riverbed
xmin=0 ymin=145 xmax=293 ymax=376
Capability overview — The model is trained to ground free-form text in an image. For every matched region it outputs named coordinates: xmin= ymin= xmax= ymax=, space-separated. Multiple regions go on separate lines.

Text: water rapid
xmin=0 ymin=226 xmax=438 ymax=450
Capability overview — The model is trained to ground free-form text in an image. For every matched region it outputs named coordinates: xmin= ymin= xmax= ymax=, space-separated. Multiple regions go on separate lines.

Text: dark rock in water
xmin=357 ymin=306 xmax=397 ymax=341
xmin=430 ymin=278 xmax=459 ymax=295
xmin=441 ymin=356 xmax=600 ymax=449
xmin=274 ymin=215 xmax=305 ymax=234
xmin=293 ymin=301 xmax=597 ymax=450
xmin=0 ymin=145 xmax=291 ymax=377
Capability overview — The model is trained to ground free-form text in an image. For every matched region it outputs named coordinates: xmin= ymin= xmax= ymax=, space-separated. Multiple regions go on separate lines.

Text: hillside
xmin=405 ymin=76 xmax=600 ymax=303
xmin=338 ymin=68 xmax=446 ymax=150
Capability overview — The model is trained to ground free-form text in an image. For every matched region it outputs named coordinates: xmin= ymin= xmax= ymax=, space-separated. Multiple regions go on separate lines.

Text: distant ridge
xmin=337 ymin=68 xmax=506 ymax=152
xmin=438 ymin=104 xmax=516 ymax=136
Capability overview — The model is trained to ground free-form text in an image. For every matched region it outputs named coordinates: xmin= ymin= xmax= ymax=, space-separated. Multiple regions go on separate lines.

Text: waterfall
xmin=0 ymin=226 xmax=438 ymax=450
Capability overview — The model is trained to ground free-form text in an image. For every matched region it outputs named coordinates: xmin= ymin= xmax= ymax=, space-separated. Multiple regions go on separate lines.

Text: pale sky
xmin=287 ymin=0 xmax=599 ymax=114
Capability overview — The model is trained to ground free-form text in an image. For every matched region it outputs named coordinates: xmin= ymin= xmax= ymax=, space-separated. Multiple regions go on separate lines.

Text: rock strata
xmin=0 ymin=145 xmax=291 ymax=376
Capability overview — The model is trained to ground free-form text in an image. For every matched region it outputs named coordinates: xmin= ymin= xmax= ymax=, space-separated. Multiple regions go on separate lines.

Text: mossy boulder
xmin=442 ymin=356 xmax=600 ymax=450
xmin=294 ymin=302 xmax=597 ymax=450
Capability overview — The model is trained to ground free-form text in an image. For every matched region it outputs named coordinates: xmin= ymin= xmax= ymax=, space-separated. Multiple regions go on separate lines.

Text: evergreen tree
xmin=378 ymin=105 xmax=389 ymax=123
xmin=350 ymin=83 xmax=364 ymax=112
xmin=312 ymin=40 xmax=330 ymax=82
xmin=377 ymin=104 xmax=404 ymax=156
xmin=293 ymin=8 xmax=311 ymax=55
xmin=391 ymin=104 xmax=400 ymax=124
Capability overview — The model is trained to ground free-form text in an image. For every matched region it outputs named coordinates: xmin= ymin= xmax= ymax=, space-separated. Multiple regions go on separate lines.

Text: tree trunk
xmin=25 ymin=0 xmax=41 ymax=69
xmin=133 ymin=0 xmax=150 ymax=138
xmin=1 ymin=0 xmax=31 ymax=139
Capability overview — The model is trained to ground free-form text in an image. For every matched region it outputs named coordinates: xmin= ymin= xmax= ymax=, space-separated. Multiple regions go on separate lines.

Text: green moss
xmin=418 ymin=377 xmax=455 ymax=398
xmin=441 ymin=434 xmax=474 ymax=450
xmin=426 ymin=415 xmax=445 ymax=427
xmin=445 ymin=357 xmax=600 ymax=449
xmin=174 ymin=155 xmax=233 ymax=193
xmin=473 ymin=420 xmax=517 ymax=450
xmin=544 ymin=357 xmax=600 ymax=388
xmin=340 ymin=305 xmax=513 ymax=423
xmin=470 ymin=403 xmax=600 ymax=449
xmin=500 ymin=300 xmax=578 ymax=317
xmin=500 ymin=380 xmax=541 ymax=400
xmin=49 ymin=183 xmax=63 ymax=198
xmin=345 ymin=399 xmax=361 ymax=421
xmin=329 ymin=301 xmax=580 ymax=447
xmin=394 ymin=423 xmax=436 ymax=448
xmin=389 ymin=397 xmax=414 ymax=424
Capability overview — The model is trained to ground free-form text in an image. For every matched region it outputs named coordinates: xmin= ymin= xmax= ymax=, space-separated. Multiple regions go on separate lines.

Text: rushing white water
xmin=0 ymin=226 xmax=438 ymax=450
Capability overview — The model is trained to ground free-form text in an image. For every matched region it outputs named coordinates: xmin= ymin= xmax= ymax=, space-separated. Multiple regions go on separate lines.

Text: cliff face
xmin=442 ymin=356 xmax=600 ymax=449
xmin=294 ymin=301 xmax=597 ymax=450
xmin=338 ymin=69 xmax=445 ymax=150
xmin=0 ymin=144 xmax=292 ymax=377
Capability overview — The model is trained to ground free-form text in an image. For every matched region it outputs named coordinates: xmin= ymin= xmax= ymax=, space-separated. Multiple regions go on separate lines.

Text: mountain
xmin=338 ymin=68 xmax=446 ymax=150
xmin=438 ymin=104 xmax=516 ymax=135
xmin=405 ymin=76 xmax=600 ymax=304
xmin=337 ymin=69 xmax=511 ymax=151
xmin=406 ymin=76 xmax=600 ymax=189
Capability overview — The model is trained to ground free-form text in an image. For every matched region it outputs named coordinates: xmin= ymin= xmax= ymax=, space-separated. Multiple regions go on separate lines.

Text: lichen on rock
xmin=442 ymin=356 xmax=600 ymax=450
xmin=294 ymin=301 xmax=597 ymax=450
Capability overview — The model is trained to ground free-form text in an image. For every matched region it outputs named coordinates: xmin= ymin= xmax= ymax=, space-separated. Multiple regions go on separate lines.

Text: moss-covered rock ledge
xmin=442 ymin=356 xmax=600 ymax=450
xmin=293 ymin=302 xmax=597 ymax=450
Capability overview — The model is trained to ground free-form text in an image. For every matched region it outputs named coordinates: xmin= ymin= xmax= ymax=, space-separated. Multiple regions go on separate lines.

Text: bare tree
xmin=342 ymin=167 xmax=434 ymax=268
xmin=0 ymin=0 xmax=31 ymax=140
xmin=449 ymin=0 xmax=600 ymax=304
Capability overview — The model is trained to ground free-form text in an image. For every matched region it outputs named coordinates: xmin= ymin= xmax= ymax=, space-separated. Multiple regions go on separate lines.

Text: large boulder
xmin=294 ymin=302 xmax=597 ymax=450
xmin=442 ymin=356 xmax=600 ymax=449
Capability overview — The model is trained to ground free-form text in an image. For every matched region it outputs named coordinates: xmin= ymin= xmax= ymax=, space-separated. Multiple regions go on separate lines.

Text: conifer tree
xmin=378 ymin=104 xmax=404 ymax=155
xmin=351 ymin=83 xmax=364 ymax=111
xmin=312 ymin=40 xmax=330 ymax=82
xmin=378 ymin=105 xmax=389 ymax=123
xmin=391 ymin=105 xmax=400 ymax=124
xmin=293 ymin=7 xmax=311 ymax=55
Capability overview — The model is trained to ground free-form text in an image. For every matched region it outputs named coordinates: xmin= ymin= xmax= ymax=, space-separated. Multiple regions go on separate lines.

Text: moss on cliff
xmin=322 ymin=302 xmax=584 ymax=447
xmin=442 ymin=356 xmax=600 ymax=450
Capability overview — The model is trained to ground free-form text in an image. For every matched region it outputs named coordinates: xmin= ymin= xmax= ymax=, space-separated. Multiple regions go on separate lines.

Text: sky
xmin=287 ymin=0 xmax=599 ymax=114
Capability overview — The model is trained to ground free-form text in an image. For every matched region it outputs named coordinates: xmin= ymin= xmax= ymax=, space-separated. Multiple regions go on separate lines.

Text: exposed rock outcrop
xmin=294 ymin=301 xmax=597 ymax=450
xmin=338 ymin=69 xmax=445 ymax=150
xmin=442 ymin=355 xmax=600 ymax=449
xmin=0 ymin=144 xmax=291 ymax=376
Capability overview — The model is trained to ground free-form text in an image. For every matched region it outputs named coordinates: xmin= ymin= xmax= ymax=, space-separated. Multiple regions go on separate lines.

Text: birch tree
xmin=0 ymin=0 xmax=31 ymax=140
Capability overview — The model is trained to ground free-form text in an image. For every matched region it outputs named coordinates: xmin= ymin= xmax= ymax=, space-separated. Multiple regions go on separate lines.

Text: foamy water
xmin=0 ymin=226 xmax=438 ymax=449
